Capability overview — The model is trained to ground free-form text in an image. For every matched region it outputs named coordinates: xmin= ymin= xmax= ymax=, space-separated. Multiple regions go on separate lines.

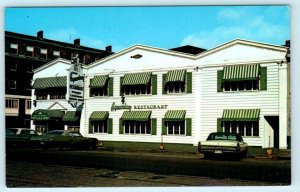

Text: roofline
xmin=33 ymin=58 xmax=71 ymax=73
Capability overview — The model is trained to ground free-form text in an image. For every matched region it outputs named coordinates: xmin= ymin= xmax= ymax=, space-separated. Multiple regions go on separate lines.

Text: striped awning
xmin=164 ymin=110 xmax=186 ymax=121
xmin=223 ymin=64 xmax=260 ymax=81
xmin=122 ymin=72 xmax=152 ymax=86
xmin=31 ymin=109 xmax=64 ymax=121
xmin=222 ymin=109 xmax=260 ymax=121
xmin=90 ymin=75 xmax=109 ymax=88
xmin=62 ymin=111 xmax=81 ymax=122
xmin=90 ymin=111 xmax=109 ymax=121
xmin=121 ymin=111 xmax=152 ymax=121
xmin=33 ymin=76 xmax=67 ymax=89
xmin=166 ymin=70 xmax=186 ymax=83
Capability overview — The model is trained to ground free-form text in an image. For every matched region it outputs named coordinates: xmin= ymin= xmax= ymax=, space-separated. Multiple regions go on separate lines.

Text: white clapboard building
xmin=31 ymin=39 xmax=290 ymax=149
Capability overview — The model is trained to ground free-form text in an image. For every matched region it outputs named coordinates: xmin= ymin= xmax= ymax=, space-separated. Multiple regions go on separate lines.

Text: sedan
xmin=198 ymin=132 xmax=248 ymax=160
xmin=31 ymin=130 xmax=100 ymax=150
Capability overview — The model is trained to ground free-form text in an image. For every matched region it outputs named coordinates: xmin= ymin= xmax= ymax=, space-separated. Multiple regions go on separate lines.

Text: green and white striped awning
xmin=33 ymin=76 xmax=67 ymax=89
xmin=89 ymin=111 xmax=109 ymax=121
xmin=31 ymin=109 xmax=65 ymax=121
xmin=121 ymin=111 xmax=152 ymax=121
xmin=89 ymin=75 xmax=109 ymax=88
xmin=62 ymin=111 xmax=81 ymax=122
xmin=122 ymin=72 xmax=152 ymax=86
xmin=164 ymin=110 xmax=186 ymax=121
xmin=222 ymin=109 xmax=260 ymax=121
xmin=223 ymin=64 xmax=260 ymax=81
xmin=166 ymin=70 xmax=186 ymax=83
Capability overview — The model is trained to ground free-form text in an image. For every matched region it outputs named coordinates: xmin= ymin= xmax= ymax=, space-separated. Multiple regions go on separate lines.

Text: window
xmin=6 ymin=99 xmax=19 ymax=109
xmin=40 ymin=48 xmax=48 ymax=59
xmin=50 ymin=91 xmax=66 ymax=100
xmin=53 ymin=50 xmax=60 ymax=58
xmin=92 ymin=120 xmax=108 ymax=133
xmin=10 ymin=63 xmax=17 ymax=71
xmin=68 ymin=126 xmax=80 ymax=132
xmin=167 ymin=121 xmax=185 ymax=135
xmin=26 ymin=46 xmax=34 ymax=57
xmin=123 ymin=84 xmax=151 ymax=95
xmin=166 ymin=82 xmax=185 ymax=93
xmin=163 ymin=70 xmax=192 ymax=94
xmin=120 ymin=73 xmax=155 ymax=96
xmin=10 ymin=43 xmax=18 ymax=54
xmin=8 ymin=80 xmax=17 ymax=89
xmin=26 ymin=100 xmax=31 ymax=110
xmin=124 ymin=120 xmax=151 ymax=135
xmin=223 ymin=80 xmax=259 ymax=92
xmin=26 ymin=65 xmax=34 ymax=73
xmin=222 ymin=121 xmax=259 ymax=137
xmin=35 ymin=124 xmax=46 ymax=135
xmin=36 ymin=90 xmax=48 ymax=100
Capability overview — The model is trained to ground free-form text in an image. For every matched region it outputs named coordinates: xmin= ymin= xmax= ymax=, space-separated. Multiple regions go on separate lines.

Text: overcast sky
xmin=5 ymin=6 xmax=290 ymax=52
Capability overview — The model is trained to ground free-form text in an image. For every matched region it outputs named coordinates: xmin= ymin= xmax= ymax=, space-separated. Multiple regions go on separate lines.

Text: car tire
xmin=88 ymin=143 xmax=95 ymax=150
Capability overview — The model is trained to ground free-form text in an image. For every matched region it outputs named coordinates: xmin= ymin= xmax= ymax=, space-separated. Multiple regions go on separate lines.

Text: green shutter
xmin=186 ymin=118 xmax=192 ymax=136
xmin=162 ymin=118 xmax=167 ymax=135
xmin=119 ymin=119 xmax=124 ymax=134
xmin=89 ymin=119 xmax=93 ymax=134
xmin=120 ymin=76 xmax=124 ymax=96
xmin=260 ymin=67 xmax=267 ymax=90
xmin=186 ymin=72 xmax=192 ymax=93
xmin=151 ymin=118 xmax=157 ymax=135
xmin=89 ymin=79 xmax=93 ymax=97
xmin=108 ymin=77 xmax=114 ymax=96
xmin=217 ymin=70 xmax=223 ymax=92
xmin=217 ymin=118 xmax=223 ymax=132
xmin=108 ymin=118 xmax=113 ymax=134
xmin=151 ymin=75 xmax=157 ymax=95
xmin=162 ymin=74 xmax=167 ymax=94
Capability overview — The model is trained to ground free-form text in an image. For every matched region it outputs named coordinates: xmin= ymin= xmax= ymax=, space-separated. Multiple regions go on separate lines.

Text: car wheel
xmin=88 ymin=143 xmax=95 ymax=150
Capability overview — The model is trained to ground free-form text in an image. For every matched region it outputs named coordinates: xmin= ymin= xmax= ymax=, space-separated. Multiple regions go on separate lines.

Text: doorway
xmin=265 ymin=116 xmax=279 ymax=148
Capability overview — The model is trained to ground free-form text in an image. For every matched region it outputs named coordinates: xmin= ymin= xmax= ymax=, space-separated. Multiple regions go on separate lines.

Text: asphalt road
xmin=7 ymin=160 xmax=288 ymax=187
xmin=6 ymin=148 xmax=291 ymax=185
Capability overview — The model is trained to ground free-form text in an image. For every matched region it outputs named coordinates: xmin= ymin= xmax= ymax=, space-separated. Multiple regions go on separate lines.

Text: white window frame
xmin=5 ymin=98 xmax=19 ymax=109
xmin=53 ymin=50 xmax=60 ymax=57
xmin=167 ymin=120 xmax=185 ymax=135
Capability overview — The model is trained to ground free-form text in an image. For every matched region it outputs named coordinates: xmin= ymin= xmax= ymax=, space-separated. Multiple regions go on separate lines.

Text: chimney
xmin=37 ymin=30 xmax=44 ymax=39
xmin=74 ymin=38 xmax=80 ymax=47
xmin=285 ymin=40 xmax=290 ymax=47
xmin=105 ymin=45 xmax=112 ymax=53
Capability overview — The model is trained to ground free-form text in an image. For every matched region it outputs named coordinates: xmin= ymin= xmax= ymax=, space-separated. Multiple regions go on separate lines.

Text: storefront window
xmin=124 ymin=120 xmax=151 ymax=134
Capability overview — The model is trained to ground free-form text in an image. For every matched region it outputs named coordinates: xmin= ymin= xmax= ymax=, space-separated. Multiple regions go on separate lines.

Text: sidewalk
xmin=98 ymin=141 xmax=291 ymax=160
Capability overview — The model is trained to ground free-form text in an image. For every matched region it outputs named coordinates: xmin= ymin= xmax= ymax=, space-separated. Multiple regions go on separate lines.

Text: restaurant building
xmin=31 ymin=39 xmax=290 ymax=149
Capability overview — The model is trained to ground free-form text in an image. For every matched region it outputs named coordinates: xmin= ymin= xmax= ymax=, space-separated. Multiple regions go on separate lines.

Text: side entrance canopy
xmin=31 ymin=109 xmax=65 ymax=121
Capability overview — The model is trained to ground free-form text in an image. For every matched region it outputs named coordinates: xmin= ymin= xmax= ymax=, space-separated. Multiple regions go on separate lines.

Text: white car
xmin=198 ymin=132 xmax=248 ymax=160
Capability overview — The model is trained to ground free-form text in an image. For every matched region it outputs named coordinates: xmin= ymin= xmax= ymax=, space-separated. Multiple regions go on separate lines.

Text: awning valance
xmin=90 ymin=75 xmax=109 ymax=88
xmin=164 ymin=110 xmax=186 ymax=121
xmin=33 ymin=76 xmax=67 ymax=89
xmin=122 ymin=72 xmax=152 ymax=86
xmin=121 ymin=111 xmax=152 ymax=121
xmin=31 ymin=109 xmax=64 ymax=121
xmin=166 ymin=70 xmax=186 ymax=83
xmin=90 ymin=111 xmax=109 ymax=121
xmin=223 ymin=64 xmax=260 ymax=81
xmin=222 ymin=109 xmax=260 ymax=121
xmin=62 ymin=111 xmax=81 ymax=122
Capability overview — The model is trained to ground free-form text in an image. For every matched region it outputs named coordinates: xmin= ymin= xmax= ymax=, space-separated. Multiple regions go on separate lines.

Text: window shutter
xmin=151 ymin=118 xmax=157 ymax=135
xmin=108 ymin=118 xmax=113 ymax=134
xmin=120 ymin=76 xmax=124 ymax=96
xmin=161 ymin=118 xmax=167 ymax=135
xmin=186 ymin=72 xmax=192 ymax=93
xmin=89 ymin=79 xmax=93 ymax=97
xmin=119 ymin=119 xmax=124 ymax=134
xmin=151 ymin=75 xmax=157 ymax=95
xmin=108 ymin=77 xmax=114 ymax=96
xmin=217 ymin=118 xmax=223 ymax=132
xmin=185 ymin=118 xmax=192 ymax=136
xmin=217 ymin=70 xmax=224 ymax=92
xmin=260 ymin=67 xmax=267 ymax=90
xmin=89 ymin=119 xmax=93 ymax=134
xmin=162 ymin=74 xmax=167 ymax=94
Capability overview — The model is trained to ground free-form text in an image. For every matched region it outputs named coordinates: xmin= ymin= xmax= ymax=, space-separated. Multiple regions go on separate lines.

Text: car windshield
xmin=207 ymin=133 xmax=238 ymax=141
xmin=44 ymin=131 xmax=64 ymax=136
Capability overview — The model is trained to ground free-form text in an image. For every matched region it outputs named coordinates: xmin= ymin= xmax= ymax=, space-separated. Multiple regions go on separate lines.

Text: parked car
xmin=6 ymin=128 xmax=39 ymax=148
xmin=198 ymin=132 xmax=248 ymax=160
xmin=31 ymin=130 xmax=100 ymax=150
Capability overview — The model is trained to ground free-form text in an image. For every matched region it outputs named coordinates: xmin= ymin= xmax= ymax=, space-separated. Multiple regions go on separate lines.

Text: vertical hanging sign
xmin=67 ymin=54 xmax=84 ymax=108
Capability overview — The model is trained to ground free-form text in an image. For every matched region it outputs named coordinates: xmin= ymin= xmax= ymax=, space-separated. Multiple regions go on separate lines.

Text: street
xmin=6 ymin=161 xmax=286 ymax=187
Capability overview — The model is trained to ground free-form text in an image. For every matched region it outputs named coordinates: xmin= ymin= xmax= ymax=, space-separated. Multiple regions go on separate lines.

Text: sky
xmin=5 ymin=6 xmax=290 ymax=52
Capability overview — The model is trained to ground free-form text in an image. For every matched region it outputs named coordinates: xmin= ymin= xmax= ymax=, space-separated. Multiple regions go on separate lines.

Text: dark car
xmin=198 ymin=132 xmax=248 ymax=160
xmin=31 ymin=130 xmax=100 ymax=150
xmin=6 ymin=128 xmax=39 ymax=148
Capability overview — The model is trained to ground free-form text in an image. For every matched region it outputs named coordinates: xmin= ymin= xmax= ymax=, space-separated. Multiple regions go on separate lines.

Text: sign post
xmin=67 ymin=54 xmax=84 ymax=108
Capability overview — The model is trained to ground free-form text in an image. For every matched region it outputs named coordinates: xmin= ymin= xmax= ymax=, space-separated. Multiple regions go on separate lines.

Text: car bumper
xmin=199 ymin=147 xmax=241 ymax=155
